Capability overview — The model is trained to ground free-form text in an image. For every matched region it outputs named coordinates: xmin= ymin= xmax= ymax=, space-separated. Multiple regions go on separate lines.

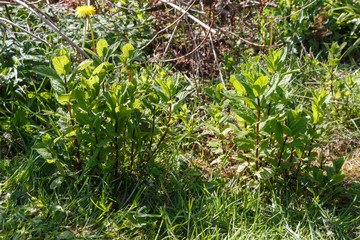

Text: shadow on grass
xmin=1 ymin=157 xmax=360 ymax=239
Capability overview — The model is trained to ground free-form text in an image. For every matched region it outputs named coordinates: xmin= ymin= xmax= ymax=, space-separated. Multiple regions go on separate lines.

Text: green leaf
xmin=234 ymin=75 xmax=254 ymax=97
xmin=118 ymin=55 xmax=127 ymax=64
xmin=332 ymin=157 xmax=345 ymax=174
xmin=326 ymin=166 xmax=336 ymax=178
xmin=262 ymin=54 xmax=275 ymax=73
xmin=93 ymin=62 xmax=114 ymax=76
xmin=234 ymin=137 xmax=255 ymax=150
xmin=105 ymin=41 xmax=121 ymax=60
xmin=255 ymin=167 xmax=274 ymax=180
xmin=35 ymin=147 xmax=52 ymax=159
xmin=264 ymin=73 xmax=280 ymax=98
xmin=329 ymin=173 xmax=345 ymax=185
xmin=68 ymin=59 xmax=93 ymax=83
xmin=122 ymin=43 xmax=134 ymax=59
xmin=311 ymin=103 xmax=322 ymax=124
xmin=57 ymin=94 xmax=71 ymax=105
xmin=33 ymin=65 xmax=63 ymax=83
xmin=75 ymin=89 xmax=88 ymax=111
xmin=230 ymin=75 xmax=246 ymax=95
xmin=50 ymin=177 xmax=64 ymax=190
xmin=57 ymin=230 xmax=74 ymax=240
xmin=96 ymin=39 xmax=108 ymax=58
xmin=42 ymin=133 xmax=53 ymax=145
xmin=274 ymin=121 xmax=284 ymax=144
xmin=154 ymin=78 xmax=171 ymax=99
xmin=237 ymin=162 xmax=249 ymax=173
xmin=253 ymin=75 xmax=269 ymax=97
xmin=52 ymin=55 xmax=71 ymax=76
xmin=153 ymin=85 xmax=170 ymax=102
xmin=205 ymin=123 xmax=221 ymax=135
xmin=288 ymin=117 xmax=308 ymax=136
xmin=51 ymin=79 xmax=66 ymax=95
xmin=173 ymin=91 xmax=189 ymax=112
xmin=230 ymin=102 xmax=257 ymax=124
xmin=280 ymin=162 xmax=296 ymax=170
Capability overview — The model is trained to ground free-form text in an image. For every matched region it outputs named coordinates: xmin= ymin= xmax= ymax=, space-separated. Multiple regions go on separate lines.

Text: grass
xmin=1 ymin=151 xmax=359 ymax=239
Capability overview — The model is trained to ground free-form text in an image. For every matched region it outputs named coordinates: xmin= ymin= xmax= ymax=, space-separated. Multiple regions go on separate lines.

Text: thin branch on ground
xmin=185 ymin=16 xmax=203 ymax=76
xmin=273 ymin=0 xmax=317 ymax=21
xmin=162 ymin=20 xmax=180 ymax=57
xmin=202 ymin=4 xmax=226 ymax=90
xmin=0 ymin=17 xmax=53 ymax=47
xmin=209 ymin=30 xmax=226 ymax=90
xmin=11 ymin=0 xmax=90 ymax=59
xmin=159 ymin=0 xmax=216 ymax=34
xmin=158 ymin=14 xmax=213 ymax=63
xmin=215 ymin=26 xmax=284 ymax=48
xmin=139 ymin=0 xmax=196 ymax=51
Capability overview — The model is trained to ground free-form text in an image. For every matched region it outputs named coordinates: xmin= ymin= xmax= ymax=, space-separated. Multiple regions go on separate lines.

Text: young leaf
xmin=230 ymin=75 xmax=246 ymax=95
xmin=57 ymin=94 xmax=71 ymax=105
xmin=234 ymin=137 xmax=255 ymax=150
xmin=253 ymin=75 xmax=269 ymax=97
xmin=51 ymin=79 xmax=66 ymax=95
xmin=33 ymin=65 xmax=62 ymax=83
xmin=52 ymin=55 xmax=71 ymax=76
xmin=122 ymin=43 xmax=134 ymax=59
xmin=96 ymin=39 xmax=108 ymax=58
xmin=230 ymin=102 xmax=257 ymax=124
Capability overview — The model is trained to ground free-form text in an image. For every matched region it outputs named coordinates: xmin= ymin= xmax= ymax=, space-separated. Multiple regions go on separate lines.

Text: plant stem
xmin=129 ymin=128 xmax=136 ymax=172
xmin=64 ymin=75 xmax=81 ymax=170
xmin=307 ymin=125 xmax=316 ymax=157
xmin=82 ymin=18 xmax=88 ymax=48
xmin=145 ymin=103 xmax=172 ymax=165
xmin=5 ymin=5 xmax=18 ymax=39
xmin=93 ymin=127 xmax=100 ymax=163
xmin=270 ymin=18 xmax=273 ymax=48
xmin=88 ymin=16 xmax=95 ymax=51
xmin=129 ymin=68 xmax=133 ymax=82
xmin=149 ymin=113 xmax=156 ymax=153
xmin=255 ymin=97 xmax=261 ymax=171
xmin=277 ymin=136 xmax=288 ymax=167
xmin=114 ymin=119 xmax=119 ymax=177
xmin=330 ymin=66 xmax=334 ymax=96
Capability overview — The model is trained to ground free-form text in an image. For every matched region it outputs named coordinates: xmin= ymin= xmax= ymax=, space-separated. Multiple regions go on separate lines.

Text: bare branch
xmin=139 ymin=0 xmax=196 ymax=50
xmin=0 ymin=16 xmax=53 ymax=47
xmin=158 ymin=13 xmax=213 ymax=63
xmin=11 ymin=0 xmax=90 ymax=59
xmin=159 ymin=0 xmax=216 ymax=34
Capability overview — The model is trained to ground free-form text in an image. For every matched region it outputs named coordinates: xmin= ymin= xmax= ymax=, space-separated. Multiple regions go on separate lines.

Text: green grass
xmin=1 ymin=153 xmax=359 ymax=239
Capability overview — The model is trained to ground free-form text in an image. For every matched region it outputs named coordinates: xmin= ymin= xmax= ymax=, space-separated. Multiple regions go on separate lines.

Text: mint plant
xmin=32 ymin=39 xmax=189 ymax=182
xmin=207 ymin=48 xmax=344 ymax=185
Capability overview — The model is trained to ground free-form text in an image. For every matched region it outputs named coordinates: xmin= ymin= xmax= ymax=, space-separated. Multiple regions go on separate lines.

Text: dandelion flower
xmin=76 ymin=5 xmax=96 ymax=18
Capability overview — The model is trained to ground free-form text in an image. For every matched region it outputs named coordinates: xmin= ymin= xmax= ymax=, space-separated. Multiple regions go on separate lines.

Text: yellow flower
xmin=76 ymin=5 xmax=96 ymax=18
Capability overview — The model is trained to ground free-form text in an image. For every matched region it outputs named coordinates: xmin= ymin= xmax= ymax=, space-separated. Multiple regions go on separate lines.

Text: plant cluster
xmin=1 ymin=0 xmax=360 ymax=239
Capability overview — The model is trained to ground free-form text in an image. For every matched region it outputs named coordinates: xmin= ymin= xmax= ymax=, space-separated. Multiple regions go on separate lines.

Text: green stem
xmin=82 ymin=18 xmax=88 ymax=48
xmin=255 ymin=97 xmax=261 ymax=171
xmin=145 ymin=103 xmax=172 ymax=166
xmin=114 ymin=119 xmax=119 ymax=177
xmin=277 ymin=136 xmax=287 ymax=167
xmin=330 ymin=67 xmax=334 ymax=96
xmin=5 ymin=5 xmax=18 ymax=40
xmin=88 ymin=16 xmax=95 ymax=51
xmin=64 ymin=75 xmax=81 ymax=170
xmin=129 ymin=128 xmax=136 ymax=172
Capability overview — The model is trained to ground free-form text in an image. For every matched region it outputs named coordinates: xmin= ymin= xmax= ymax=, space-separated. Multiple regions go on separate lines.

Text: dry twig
xmin=0 ymin=16 xmax=53 ymax=47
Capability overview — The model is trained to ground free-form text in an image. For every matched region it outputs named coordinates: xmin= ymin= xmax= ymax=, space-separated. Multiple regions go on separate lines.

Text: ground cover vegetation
xmin=1 ymin=0 xmax=360 ymax=239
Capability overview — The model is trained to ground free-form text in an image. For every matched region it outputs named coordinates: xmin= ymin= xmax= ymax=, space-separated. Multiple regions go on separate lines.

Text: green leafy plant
xmin=206 ymin=48 xmax=344 ymax=186
xmin=32 ymin=39 xmax=189 ymax=182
